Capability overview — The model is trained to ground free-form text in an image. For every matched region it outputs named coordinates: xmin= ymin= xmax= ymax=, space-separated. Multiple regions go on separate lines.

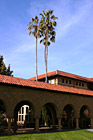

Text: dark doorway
xmin=39 ymin=103 xmax=57 ymax=130
xmin=79 ymin=105 xmax=90 ymax=128
xmin=62 ymin=104 xmax=76 ymax=129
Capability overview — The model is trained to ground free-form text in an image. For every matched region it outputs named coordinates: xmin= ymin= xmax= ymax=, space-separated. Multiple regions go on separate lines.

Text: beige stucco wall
xmin=0 ymin=84 xmax=93 ymax=120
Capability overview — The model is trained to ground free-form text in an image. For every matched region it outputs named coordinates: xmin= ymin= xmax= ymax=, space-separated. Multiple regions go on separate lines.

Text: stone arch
xmin=38 ymin=101 xmax=60 ymax=118
xmin=63 ymin=104 xmax=76 ymax=113
xmin=79 ymin=105 xmax=90 ymax=128
xmin=39 ymin=102 xmax=58 ymax=129
xmin=14 ymin=100 xmax=35 ymax=116
xmin=62 ymin=104 xmax=76 ymax=128
xmin=13 ymin=100 xmax=35 ymax=132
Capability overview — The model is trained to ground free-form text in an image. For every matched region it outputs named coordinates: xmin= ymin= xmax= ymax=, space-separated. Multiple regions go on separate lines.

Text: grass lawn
xmin=0 ymin=130 xmax=93 ymax=140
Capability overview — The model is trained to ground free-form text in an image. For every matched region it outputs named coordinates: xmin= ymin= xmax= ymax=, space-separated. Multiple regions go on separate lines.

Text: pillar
xmin=75 ymin=110 xmax=80 ymax=129
xmin=35 ymin=118 xmax=39 ymax=132
xmin=91 ymin=118 xmax=93 ymax=128
xmin=13 ymin=119 xmax=18 ymax=133
xmin=52 ymin=118 xmax=56 ymax=128
xmin=76 ymin=118 xmax=79 ymax=129
xmin=58 ymin=118 xmax=62 ymax=131
xmin=8 ymin=118 xmax=12 ymax=134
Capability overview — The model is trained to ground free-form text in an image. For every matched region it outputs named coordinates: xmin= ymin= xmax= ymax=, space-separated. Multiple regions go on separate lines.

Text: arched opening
xmin=13 ymin=100 xmax=35 ymax=133
xmin=62 ymin=104 xmax=76 ymax=129
xmin=0 ymin=99 xmax=7 ymax=133
xmin=79 ymin=105 xmax=90 ymax=128
xmin=39 ymin=103 xmax=57 ymax=131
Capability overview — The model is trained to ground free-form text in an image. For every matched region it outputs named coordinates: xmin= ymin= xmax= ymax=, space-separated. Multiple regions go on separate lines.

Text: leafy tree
xmin=0 ymin=55 xmax=13 ymax=76
xmin=42 ymin=106 xmax=50 ymax=126
xmin=39 ymin=10 xmax=58 ymax=82
xmin=0 ymin=56 xmax=13 ymax=129
xmin=27 ymin=16 xmax=40 ymax=81
xmin=0 ymin=101 xmax=6 ymax=131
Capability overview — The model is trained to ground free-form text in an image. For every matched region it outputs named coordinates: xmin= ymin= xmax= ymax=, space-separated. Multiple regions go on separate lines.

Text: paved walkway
xmin=87 ymin=129 xmax=93 ymax=132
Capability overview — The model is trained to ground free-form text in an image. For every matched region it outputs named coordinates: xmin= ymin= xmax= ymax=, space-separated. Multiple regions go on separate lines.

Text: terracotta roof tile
xmin=0 ymin=74 xmax=93 ymax=96
xmin=29 ymin=70 xmax=92 ymax=82
xmin=89 ymin=78 xmax=93 ymax=82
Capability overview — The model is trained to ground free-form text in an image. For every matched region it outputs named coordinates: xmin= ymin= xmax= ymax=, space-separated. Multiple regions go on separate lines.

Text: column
xmin=91 ymin=118 xmax=93 ymax=128
xmin=75 ymin=110 xmax=80 ymax=129
xmin=8 ymin=118 xmax=12 ymax=134
xmin=13 ymin=121 xmax=18 ymax=133
xmin=58 ymin=118 xmax=62 ymax=131
xmin=35 ymin=118 xmax=39 ymax=132
xmin=76 ymin=118 xmax=79 ymax=129
xmin=52 ymin=118 xmax=56 ymax=128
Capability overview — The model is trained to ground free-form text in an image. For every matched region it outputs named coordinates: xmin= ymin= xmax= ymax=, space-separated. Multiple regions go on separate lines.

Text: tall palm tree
xmin=27 ymin=16 xmax=40 ymax=81
xmin=39 ymin=10 xmax=58 ymax=82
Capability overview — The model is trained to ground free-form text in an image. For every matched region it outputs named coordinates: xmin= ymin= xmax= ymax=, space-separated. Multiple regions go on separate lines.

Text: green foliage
xmin=27 ymin=16 xmax=40 ymax=38
xmin=39 ymin=9 xmax=58 ymax=46
xmin=42 ymin=106 xmax=50 ymax=126
xmin=0 ymin=101 xmax=6 ymax=128
xmin=39 ymin=10 xmax=58 ymax=82
xmin=27 ymin=10 xmax=58 ymax=82
xmin=0 ymin=56 xmax=13 ymax=76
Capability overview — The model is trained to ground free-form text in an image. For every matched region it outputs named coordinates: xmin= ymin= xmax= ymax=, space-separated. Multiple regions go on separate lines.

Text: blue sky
xmin=0 ymin=0 xmax=93 ymax=79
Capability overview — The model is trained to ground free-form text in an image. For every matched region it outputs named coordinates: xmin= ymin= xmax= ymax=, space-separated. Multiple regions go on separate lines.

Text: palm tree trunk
xmin=36 ymin=36 xmax=38 ymax=81
xmin=44 ymin=45 xmax=47 ymax=82
xmin=45 ymin=31 xmax=48 ymax=83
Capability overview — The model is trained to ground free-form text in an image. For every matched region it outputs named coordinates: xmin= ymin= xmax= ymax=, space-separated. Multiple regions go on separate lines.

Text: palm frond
xmin=49 ymin=10 xmax=53 ymax=15
xmin=29 ymin=31 xmax=31 ymax=35
xmin=50 ymin=36 xmax=55 ymax=42
xmin=48 ymin=41 xmax=50 ymax=46
xmin=32 ymin=31 xmax=36 ymax=37
xmin=52 ymin=21 xmax=57 ymax=26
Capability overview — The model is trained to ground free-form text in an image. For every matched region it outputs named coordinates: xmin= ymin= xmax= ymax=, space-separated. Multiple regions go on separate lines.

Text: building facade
xmin=0 ymin=70 xmax=93 ymax=133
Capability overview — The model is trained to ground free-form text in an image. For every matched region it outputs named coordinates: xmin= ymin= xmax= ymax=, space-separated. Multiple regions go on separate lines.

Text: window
xmin=48 ymin=80 xmax=49 ymax=83
xmin=62 ymin=79 xmax=64 ymax=83
xmin=79 ymin=82 xmax=81 ymax=86
xmin=22 ymin=115 xmax=23 ymax=121
xmin=51 ymin=79 xmax=55 ymax=84
xmin=65 ymin=79 xmax=68 ymax=84
xmin=19 ymin=115 xmax=21 ymax=121
xmin=69 ymin=80 xmax=71 ymax=84
xmin=55 ymin=79 xmax=57 ymax=85
xmin=22 ymin=107 xmax=24 ymax=114
xmin=76 ymin=82 xmax=78 ymax=85
xmin=82 ymin=83 xmax=84 ymax=87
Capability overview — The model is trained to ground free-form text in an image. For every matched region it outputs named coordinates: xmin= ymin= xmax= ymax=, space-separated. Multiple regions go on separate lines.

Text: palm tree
xmin=27 ymin=16 xmax=40 ymax=81
xmin=39 ymin=10 xmax=58 ymax=82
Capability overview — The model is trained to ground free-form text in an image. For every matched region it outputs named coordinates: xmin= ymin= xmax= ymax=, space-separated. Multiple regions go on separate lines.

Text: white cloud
xmin=56 ymin=0 xmax=93 ymax=39
xmin=15 ymin=43 xmax=35 ymax=53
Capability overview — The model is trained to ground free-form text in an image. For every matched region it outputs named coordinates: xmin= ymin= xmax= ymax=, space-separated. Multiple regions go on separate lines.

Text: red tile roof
xmin=89 ymin=78 xmax=93 ymax=82
xmin=29 ymin=70 xmax=93 ymax=82
xmin=0 ymin=74 xmax=93 ymax=96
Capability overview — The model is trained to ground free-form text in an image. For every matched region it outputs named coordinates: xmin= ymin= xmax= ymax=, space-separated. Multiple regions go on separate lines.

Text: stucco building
xmin=0 ymin=70 xmax=93 ymax=133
